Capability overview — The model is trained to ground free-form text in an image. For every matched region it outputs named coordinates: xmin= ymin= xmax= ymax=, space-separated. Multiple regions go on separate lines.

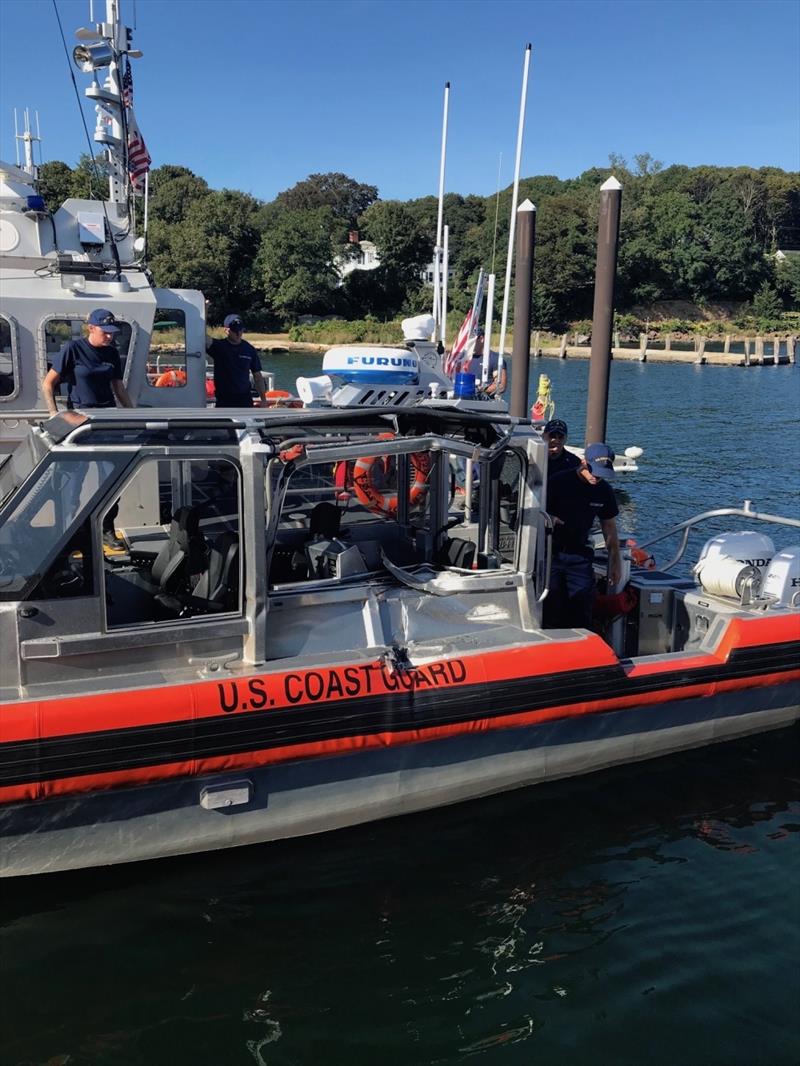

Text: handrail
xmin=636 ymin=501 xmax=800 ymax=572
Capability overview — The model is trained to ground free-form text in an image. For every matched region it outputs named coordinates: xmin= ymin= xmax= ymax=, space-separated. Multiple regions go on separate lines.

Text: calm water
xmin=2 ymin=356 xmax=798 ymax=1066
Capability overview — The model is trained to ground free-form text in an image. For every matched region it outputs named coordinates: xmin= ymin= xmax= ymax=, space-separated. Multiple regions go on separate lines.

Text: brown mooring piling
xmin=585 ymin=176 xmax=622 ymax=446
xmin=509 ymin=200 xmax=536 ymax=419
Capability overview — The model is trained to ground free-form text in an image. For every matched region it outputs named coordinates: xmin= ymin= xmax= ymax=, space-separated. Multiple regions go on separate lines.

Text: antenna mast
xmin=497 ymin=44 xmax=532 ymax=374
xmin=432 ymin=82 xmax=450 ymax=344
xmin=74 ymin=0 xmax=142 ymax=204
xmin=14 ymin=108 xmax=41 ymax=178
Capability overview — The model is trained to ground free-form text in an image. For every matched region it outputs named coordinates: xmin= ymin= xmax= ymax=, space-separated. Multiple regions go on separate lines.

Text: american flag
xmin=122 ymin=60 xmax=151 ymax=193
xmin=443 ymin=270 xmax=486 ymax=378
xmin=121 ymin=59 xmax=134 ymax=108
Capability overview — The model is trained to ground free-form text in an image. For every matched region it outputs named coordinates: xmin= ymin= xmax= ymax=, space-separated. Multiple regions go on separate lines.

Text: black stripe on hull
xmin=1 ymin=641 xmax=799 ymax=788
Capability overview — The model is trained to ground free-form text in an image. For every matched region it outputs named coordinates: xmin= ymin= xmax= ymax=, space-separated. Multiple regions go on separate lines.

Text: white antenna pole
xmin=497 ymin=43 xmax=532 ymax=369
xmin=143 ymin=168 xmax=149 ymax=238
xmin=441 ymin=225 xmax=450 ymax=349
xmin=13 ymin=110 xmax=20 ymax=167
xmin=481 ymin=273 xmax=496 ymax=388
xmin=432 ymin=81 xmax=450 ymax=343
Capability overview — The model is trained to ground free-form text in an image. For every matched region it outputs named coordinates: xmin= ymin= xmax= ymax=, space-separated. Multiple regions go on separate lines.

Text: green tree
xmin=148 ymin=165 xmax=210 ymax=225
xmin=274 ymin=173 xmax=378 ymax=226
xmin=148 ymin=188 xmax=264 ymax=323
xmin=68 ymin=153 xmax=110 ymax=200
xmin=256 ymin=206 xmax=345 ymax=321
xmin=37 ymin=161 xmax=74 ymax=211
xmin=751 ymin=281 xmax=783 ymax=319
xmin=358 ymin=200 xmax=430 ymax=317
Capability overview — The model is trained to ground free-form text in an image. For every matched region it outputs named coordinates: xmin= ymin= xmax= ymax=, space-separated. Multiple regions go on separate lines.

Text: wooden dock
xmin=531 ymin=332 xmax=797 ymax=367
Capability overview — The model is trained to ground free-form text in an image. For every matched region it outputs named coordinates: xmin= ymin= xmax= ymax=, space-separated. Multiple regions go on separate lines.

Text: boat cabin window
xmin=0 ymin=314 xmax=18 ymax=399
xmin=44 ymin=316 xmax=134 ymax=383
xmin=103 ymin=455 xmax=242 ymax=628
xmin=146 ymin=309 xmax=187 ymax=389
xmin=269 ymin=446 xmax=437 ymax=585
xmin=267 ymin=442 xmax=525 ymax=586
xmin=0 ymin=456 xmax=121 ymax=601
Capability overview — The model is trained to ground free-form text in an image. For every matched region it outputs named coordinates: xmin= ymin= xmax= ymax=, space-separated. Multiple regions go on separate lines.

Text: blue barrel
xmin=454 ymin=372 xmax=476 ymax=398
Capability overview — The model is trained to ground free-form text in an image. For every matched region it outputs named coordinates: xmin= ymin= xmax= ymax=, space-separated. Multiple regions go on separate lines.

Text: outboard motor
xmin=761 ymin=546 xmax=800 ymax=608
xmin=694 ymin=530 xmax=775 ymax=600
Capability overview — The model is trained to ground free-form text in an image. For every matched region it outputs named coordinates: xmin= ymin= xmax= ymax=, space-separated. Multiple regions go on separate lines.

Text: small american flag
xmin=443 ymin=270 xmax=485 ymax=378
xmin=121 ymin=58 xmax=134 ymax=108
xmin=122 ymin=60 xmax=151 ymax=193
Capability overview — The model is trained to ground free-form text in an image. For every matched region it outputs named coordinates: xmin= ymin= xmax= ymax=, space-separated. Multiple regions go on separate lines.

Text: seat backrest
xmin=436 ymin=536 xmax=476 ymax=569
xmin=151 ymin=507 xmax=206 ymax=591
xmin=309 ymin=501 xmax=341 ymax=539
xmin=193 ymin=531 xmax=239 ymax=608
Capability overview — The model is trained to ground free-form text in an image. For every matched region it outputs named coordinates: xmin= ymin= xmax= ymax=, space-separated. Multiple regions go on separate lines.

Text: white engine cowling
xmin=694 ymin=531 xmax=775 ymax=600
xmin=761 ymin=546 xmax=800 ymax=607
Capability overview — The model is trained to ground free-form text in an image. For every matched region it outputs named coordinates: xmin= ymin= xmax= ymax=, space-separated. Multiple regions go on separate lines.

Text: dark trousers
xmin=543 ymin=551 xmax=594 ymax=629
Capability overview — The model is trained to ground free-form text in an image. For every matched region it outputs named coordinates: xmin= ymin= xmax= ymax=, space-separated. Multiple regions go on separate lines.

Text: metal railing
xmin=636 ymin=501 xmax=800 ymax=572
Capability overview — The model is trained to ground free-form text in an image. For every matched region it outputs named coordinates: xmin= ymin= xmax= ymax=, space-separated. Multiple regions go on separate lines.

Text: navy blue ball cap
xmin=543 ymin=418 xmax=568 ymax=437
xmin=87 ymin=308 xmax=119 ymax=332
xmin=584 ymin=441 xmax=616 ymax=479
xmin=224 ymin=314 xmax=243 ymax=330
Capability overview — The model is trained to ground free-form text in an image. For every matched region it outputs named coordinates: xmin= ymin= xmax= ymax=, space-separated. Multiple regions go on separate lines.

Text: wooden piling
xmin=695 ymin=336 xmax=706 ymax=365
xmin=639 ymin=332 xmax=647 ymax=362
xmin=559 ymin=333 xmax=568 ymax=359
xmin=723 ymin=335 xmax=730 ymax=354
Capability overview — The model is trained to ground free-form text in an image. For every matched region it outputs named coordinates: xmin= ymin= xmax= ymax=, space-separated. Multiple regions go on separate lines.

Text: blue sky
xmin=1 ymin=0 xmax=798 ymax=203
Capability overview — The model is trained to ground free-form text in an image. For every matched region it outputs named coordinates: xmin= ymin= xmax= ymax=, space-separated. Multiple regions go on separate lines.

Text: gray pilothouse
xmin=0 ymin=0 xmax=207 ymax=470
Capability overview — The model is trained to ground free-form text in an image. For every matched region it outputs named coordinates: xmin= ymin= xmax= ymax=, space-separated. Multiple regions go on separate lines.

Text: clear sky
xmin=1 ymin=0 xmax=798 ymax=203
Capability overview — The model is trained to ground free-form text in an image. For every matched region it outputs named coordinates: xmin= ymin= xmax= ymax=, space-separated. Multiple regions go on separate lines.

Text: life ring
xmin=262 ymin=389 xmax=302 ymax=408
xmin=155 ymin=368 xmax=187 ymax=388
xmin=627 ymin=539 xmax=656 ymax=570
xmin=353 ymin=440 xmax=431 ymax=517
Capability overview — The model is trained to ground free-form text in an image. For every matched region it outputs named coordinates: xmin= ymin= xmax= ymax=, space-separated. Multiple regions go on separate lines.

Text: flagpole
xmin=432 ymin=81 xmax=450 ymax=344
xmin=481 ymin=273 xmax=496 ymax=388
xmin=441 ymin=224 xmax=450 ymax=349
xmin=497 ymin=44 xmax=532 ymax=377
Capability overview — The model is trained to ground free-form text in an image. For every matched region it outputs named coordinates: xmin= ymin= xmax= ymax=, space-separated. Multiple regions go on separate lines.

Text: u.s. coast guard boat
xmin=0 ymin=340 xmax=798 ymax=876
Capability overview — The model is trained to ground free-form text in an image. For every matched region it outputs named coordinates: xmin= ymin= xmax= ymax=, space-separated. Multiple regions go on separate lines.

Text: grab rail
xmin=636 ymin=500 xmax=800 ymax=572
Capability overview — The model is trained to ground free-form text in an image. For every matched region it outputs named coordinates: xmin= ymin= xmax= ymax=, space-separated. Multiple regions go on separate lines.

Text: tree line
xmin=37 ymin=154 xmax=800 ymax=329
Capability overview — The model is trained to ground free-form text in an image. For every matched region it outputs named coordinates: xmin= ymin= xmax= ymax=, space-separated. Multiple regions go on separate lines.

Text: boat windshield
xmin=0 ymin=455 xmax=123 ymax=599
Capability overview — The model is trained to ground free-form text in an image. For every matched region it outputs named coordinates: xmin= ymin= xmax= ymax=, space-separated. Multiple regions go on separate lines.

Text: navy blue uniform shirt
xmin=547 ymin=448 xmax=581 ymax=481
xmin=547 ymin=468 xmax=618 ymax=555
xmin=208 ymin=338 xmax=261 ymax=406
xmin=51 ymin=338 xmax=122 ymax=408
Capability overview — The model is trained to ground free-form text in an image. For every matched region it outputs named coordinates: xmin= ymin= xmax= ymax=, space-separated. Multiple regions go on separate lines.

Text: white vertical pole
xmin=432 ymin=82 xmax=450 ymax=343
xmin=481 ymin=273 xmax=496 ymax=388
xmin=143 ymin=168 xmax=149 ymax=238
xmin=497 ymin=44 xmax=532 ymax=372
xmin=441 ymin=225 xmax=450 ymax=349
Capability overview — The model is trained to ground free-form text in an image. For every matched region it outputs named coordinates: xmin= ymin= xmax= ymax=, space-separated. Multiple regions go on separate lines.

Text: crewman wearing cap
xmin=544 ymin=442 xmax=622 ymax=629
xmin=466 ymin=330 xmax=507 ymax=396
xmin=42 ymin=308 xmax=134 ymax=415
xmin=207 ymin=314 xmax=268 ymax=408
xmin=542 ymin=417 xmax=581 ymax=481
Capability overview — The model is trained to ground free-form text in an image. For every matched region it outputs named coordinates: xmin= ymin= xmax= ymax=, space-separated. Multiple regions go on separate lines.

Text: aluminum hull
xmin=2 ymin=676 xmax=797 ymax=877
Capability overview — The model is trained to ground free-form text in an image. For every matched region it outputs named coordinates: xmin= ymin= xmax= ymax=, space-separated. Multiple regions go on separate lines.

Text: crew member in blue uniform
xmin=207 ymin=314 xmax=268 ymax=408
xmin=41 ymin=308 xmax=134 ymax=548
xmin=543 ymin=418 xmax=581 ymax=480
xmin=42 ymin=308 xmax=133 ymax=415
xmin=544 ymin=442 xmax=622 ymax=629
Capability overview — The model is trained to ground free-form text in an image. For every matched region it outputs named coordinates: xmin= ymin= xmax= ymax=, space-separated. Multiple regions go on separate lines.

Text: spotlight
xmin=72 ymin=42 xmax=114 ymax=73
